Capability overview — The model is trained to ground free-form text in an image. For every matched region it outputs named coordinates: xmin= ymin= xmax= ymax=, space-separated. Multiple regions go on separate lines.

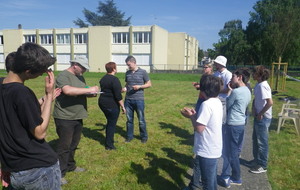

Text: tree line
xmin=205 ymin=0 xmax=300 ymax=66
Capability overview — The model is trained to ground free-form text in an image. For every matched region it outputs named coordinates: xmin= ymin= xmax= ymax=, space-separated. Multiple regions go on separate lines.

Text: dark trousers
xmin=55 ymin=118 xmax=83 ymax=177
xmin=100 ymin=106 xmax=120 ymax=149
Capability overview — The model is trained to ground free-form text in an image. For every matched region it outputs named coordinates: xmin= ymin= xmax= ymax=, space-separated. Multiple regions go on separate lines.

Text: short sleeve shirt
xmin=0 ymin=79 xmax=57 ymax=172
xmin=214 ymin=69 xmax=232 ymax=99
xmin=53 ymin=70 xmax=88 ymax=120
xmin=125 ymin=68 xmax=150 ymax=100
xmin=194 ymin=98 xmax=223 ymax=158
xmin=254 ymin=81 xmax=272 ymax=118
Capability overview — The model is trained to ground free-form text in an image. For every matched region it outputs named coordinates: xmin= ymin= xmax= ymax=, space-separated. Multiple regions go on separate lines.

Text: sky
xmin=0 ymin=0 xmax=258 ymax=50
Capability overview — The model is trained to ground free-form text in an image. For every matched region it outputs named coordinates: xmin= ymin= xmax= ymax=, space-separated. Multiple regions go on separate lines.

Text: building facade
xmin=0 ymin=25 xmax=198 ymax=73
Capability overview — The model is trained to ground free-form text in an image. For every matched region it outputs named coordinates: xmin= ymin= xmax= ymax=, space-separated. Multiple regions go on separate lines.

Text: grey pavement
xmin=184 ymin=120 xmax=272 ymax=190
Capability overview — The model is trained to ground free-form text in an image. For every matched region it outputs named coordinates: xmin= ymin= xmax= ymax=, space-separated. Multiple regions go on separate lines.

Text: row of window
xmin=24 ymin=34 xmax=88 ymax=45
xmin=1 ymin=32 xmax=152 ymax=46
xmin=112 ymin=32 xmax=152 ymax=44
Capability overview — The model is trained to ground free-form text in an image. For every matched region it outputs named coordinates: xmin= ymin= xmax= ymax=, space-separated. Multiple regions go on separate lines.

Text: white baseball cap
xmin=214 ymin=55 xmax=227 ymax=67
xmin=70 ymin=56 xmax=90 ymax=70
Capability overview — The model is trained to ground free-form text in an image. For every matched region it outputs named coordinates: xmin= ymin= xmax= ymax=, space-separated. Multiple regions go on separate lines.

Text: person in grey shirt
xmin=123 ymin=56 xmax=152 ymax=143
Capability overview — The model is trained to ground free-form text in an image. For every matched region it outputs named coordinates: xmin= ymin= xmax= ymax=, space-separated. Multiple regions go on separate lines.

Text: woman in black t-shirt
xmin=98 ymin=62 xmax=126 ymax=150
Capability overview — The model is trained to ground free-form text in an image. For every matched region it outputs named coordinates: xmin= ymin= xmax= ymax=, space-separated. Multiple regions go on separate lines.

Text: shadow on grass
xmin=269 ymin=118 xmax=278 ymax=132
xmin=82 ymin=123 xmax=129 ymax=147
xmin=185 ymin=102 xmax=196 ymax=107
xmin=82 ymin=123 xmax=106 ymax=146
xmin=159 ymin=122 xmax=193 ymax=146
xmin=161 ymin=147 xmax=192 ymax=168
xmin=130 ymin=152 xmax=187 ymax=190
xmin=115 ymin=125 xmax=128 ymax=140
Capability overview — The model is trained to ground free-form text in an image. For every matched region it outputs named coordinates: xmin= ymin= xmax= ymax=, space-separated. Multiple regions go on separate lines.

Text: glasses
xmin=203 ymin=67 xmax=209 ymax=69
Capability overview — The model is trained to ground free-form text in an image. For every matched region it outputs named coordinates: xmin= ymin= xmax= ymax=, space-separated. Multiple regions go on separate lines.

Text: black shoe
xmin=105 ymin=146 xmax=116 ymax=150
xmin=125 ymin=139 xmax=132 ymax=143
xmin=141 ymin=139 xmax=147 ymax=143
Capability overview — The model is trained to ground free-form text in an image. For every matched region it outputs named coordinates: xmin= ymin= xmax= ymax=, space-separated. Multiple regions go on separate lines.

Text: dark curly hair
xmin=253 ymin=65 xmax=270 ymax=81
xmin=200 ymin=74 xmax=223 ymax=98
xmin=12 ymin=42 xmax=56 ymax=75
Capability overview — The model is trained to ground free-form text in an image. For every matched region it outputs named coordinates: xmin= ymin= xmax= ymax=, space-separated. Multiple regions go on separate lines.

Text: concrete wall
xmin=88 ymin=26 xmax=112 ymax=72
xmin=0 ymin=25 xmax=199 ymax=73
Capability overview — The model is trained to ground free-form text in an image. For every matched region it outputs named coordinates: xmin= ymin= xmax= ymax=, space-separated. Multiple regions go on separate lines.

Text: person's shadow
xmin=81 ymin=123 xmax=106 ymax=146
xmin=130 ymin=152 xmax=187 ymax=190
xmin=159 ymin=122 xmax=193 ymax=146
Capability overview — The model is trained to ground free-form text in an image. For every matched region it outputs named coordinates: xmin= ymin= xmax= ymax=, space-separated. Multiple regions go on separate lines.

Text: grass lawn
xmin=0 ymin=71 xmax=299 ymax=190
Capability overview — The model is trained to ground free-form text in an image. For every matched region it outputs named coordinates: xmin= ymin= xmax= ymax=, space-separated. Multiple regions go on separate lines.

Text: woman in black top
xmin=98 ymin=62 xmax=125 ymax=150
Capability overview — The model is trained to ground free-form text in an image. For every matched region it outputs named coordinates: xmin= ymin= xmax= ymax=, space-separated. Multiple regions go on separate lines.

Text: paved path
xmin=185 ymin=121 xmax=272 ymax=190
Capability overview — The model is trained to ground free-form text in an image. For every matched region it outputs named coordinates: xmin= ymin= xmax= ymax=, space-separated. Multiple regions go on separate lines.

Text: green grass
xmin=0 ymin=71 xmax=299 ymax=190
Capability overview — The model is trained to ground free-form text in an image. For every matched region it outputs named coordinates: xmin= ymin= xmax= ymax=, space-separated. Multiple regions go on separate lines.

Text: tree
xmin=198 ymin=48 xmax=204 ymax=62
xmin=74 ymin=0 xmax=131 ymax=27
xmin=214 ymin=20 xmax=250 ymax=66
xmin=207 ymin=48 xmax=216 ymax=59
xmin=246 ymin=0 xmax=300 ymax=65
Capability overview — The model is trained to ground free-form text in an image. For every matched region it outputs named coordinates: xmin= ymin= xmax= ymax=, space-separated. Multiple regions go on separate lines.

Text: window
xmin=133 ymin=54 xmax=151 ymax=65
xmin=24 ymin=35 xmax=36 ymax=43
xmin=113 ymin=32 xmax=129 ymax=44
xmin=133 ymin=32 xmax=151 ymax=43
xmin=40 ymin=34 xmax=53 ymax=44
xmin=0 ymin=36 xmax=3 ymax=45
xmin=74 ymin=33 xmax=87 ymax=44
xmin=57 ymin=34 xmax=70 ymax=44
xmin=56 ymin=54 xmax=71 ymax=64
xmin=0 ymin=54 xmax=4 ymax=62
xmin=112 ymin=54 xmax=128 ymax=65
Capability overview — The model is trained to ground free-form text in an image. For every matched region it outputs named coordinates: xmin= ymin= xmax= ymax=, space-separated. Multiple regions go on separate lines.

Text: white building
xmin=0 ymin=25 xmax=199 ymax=73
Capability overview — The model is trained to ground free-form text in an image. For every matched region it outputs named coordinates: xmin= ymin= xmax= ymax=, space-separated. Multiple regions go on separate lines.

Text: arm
xmin=226 ymin=89 xmax=236 ymax=110
xmin=119 ymin=100 xmax=126 ymax=114
xmin=0 ymin=169 xmax=10 ymax=188
xmin=227 ymin=82 xmax=233 ymax=96
xmin=190 ymin=114 xmax=206 ymax=133
xmin=31 ymin=71 xmax=55 ymax=140
xmin=192 ymin=82 xmax=200 ymax=90
xmin=121 ymin=82 xmax=128 ymax=92
xmin=39 ymin=88 xmax=62 ymax=106
xmin=256 ymin=98 xmax=273 ymax=120
xmin=180 ymin=107 xmax=206 ymax=133
xmin=133 ymin=80 xmax=152 ymax=91
xmin=62 ymin=85 xmax=99 ymax=96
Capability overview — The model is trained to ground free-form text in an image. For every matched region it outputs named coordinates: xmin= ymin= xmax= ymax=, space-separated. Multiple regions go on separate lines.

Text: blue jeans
xmin=252 ymin=117 xmax=272 ymax=168
xmin=125 ymin=99 xmax=147 ymax=140
xmin=10 ymin=161 xmax=61 ymax=190
xmin=99 ymin=106 xmax=120 ymax=148
xmin=221 ymin=124 xmax=244 ymax=181
xmin=197 ymin=155 xmax=218 ymax=190
xmin=188 ymin=156 xmax=202 ymax=190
